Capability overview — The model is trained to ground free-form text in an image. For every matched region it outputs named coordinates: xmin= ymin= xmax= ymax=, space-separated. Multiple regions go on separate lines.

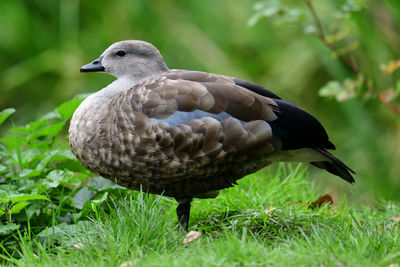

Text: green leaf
xmin=56 ymin=98 xmax=85 ymax=119
xmin=45 ymin=149 xmax=76 ymax=163
xmin=0 ymin=135 xmax=28 ymax=150
xmin=46 ymin=169 xmax=81 ymax=188
xmin=27 ymin=120 xmax=66 ymax=141
xmin=34 ymin=149 xmax=77 ymax=173
xmin=342 ymin=0 xmax=367 ymax=12
xmin=37 ymin=222 xmax=69 ymax=243
xmin=91 ymin=192 xmax=109 ymax=204
xmin=0 ymin=108 xmax=16 ymax=126
xmin=88 ymin=176 xmax=125 ymax=192
xmin=395 ymin=80 xmax=400 ymax=95
xmin=72 ymin=187 xmax=96 ymax=209
xmin=20 ymin=148 xmax=45 ymax=168
xmin=19 ymin=168 xmax=42 ymax=178
xmin=13 ymin=119 xmax=48 ymax=134
xmin=0 ymin=222 xmax=20 ymax=236
xmin=319 ymin=80 xmax=355 ymax=102
xmin=40 ymin=110 xmax=61 ymax=120
xmin=0 ymin=165 xmax=7 ymax=174
xmin=10 ymin=194 xmax=49 ymax=203
xmin=304 ymin=24 xmax=317 ymax=35
xmin=0 ymin=190 xmax=9 ymax=203
xmin=248 ymin=0 xmax=281 ymax=27
xmin=55 ymin=159 xmax=87 ymax=172
xmin=10 ymin=201 xmax=29 ymax=214
xmin=0 ymin=184 xmax=16 ymax=192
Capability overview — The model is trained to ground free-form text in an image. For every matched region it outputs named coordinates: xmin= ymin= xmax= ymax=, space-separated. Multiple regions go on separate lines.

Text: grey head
xmin=80 ymin=40 xmax=169 ymax=83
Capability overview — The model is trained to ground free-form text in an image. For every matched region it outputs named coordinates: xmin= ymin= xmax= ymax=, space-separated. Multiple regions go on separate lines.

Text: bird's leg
xmin=176 ymin=199 xmax=192 ymax=232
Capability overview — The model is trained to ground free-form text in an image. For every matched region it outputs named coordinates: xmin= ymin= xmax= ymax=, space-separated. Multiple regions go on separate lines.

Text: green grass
xmin=3 ymin=164 xmax=400 ymax=267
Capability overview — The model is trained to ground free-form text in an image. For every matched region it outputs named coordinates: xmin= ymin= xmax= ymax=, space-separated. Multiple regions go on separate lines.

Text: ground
xmin=3 ymin=164 xmax=399 ymax=267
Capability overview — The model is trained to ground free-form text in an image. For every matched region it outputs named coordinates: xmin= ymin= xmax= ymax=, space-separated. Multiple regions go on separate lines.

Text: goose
xmin=69 ymin=40 xmax=355 ymax=231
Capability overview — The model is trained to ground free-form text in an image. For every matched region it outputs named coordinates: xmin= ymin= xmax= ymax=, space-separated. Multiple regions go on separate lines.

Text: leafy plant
xmin=0 ymin=97 xmax=129 ymax=257
xmin=250 ymin=0 xmax=400 ymax=116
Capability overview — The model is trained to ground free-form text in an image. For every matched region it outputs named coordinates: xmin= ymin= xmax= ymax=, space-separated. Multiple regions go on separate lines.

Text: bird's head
xmin=80 ymin=40 xmax=169 ymax=83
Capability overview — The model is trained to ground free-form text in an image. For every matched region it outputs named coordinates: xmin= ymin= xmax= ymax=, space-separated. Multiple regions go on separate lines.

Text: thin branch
xmin=304 ymin=0 xmax=400 ymax=116
xmin=376 ymin=89 xmax=400 ymax=116
xmin=304 ymin=0 xmax=359 ymax=74
xmin=380 ymin=99 xmax=400 ymax=116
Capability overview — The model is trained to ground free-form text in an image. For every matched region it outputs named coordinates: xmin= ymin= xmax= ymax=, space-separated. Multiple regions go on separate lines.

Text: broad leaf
xmin=56 ymin=98 xmax=85 ymax=119
xmin=27 ymin=120 xmax=67 ymax=141
xmin=0 ymin=135 xmax=28 ymax=150
xmin=0 ymin=222 xmax=20 ymax=236
xmin=91 ymin=192 xmax=109 ymax=204
xmin=72 ymin=187 xmax=96 ymax=209
xmin=10 ymin=201 xmax=29 ymax=214
xmin=0 ymin=190 xmax=9 ymax=203
xmin=0 ymin=108 xmax=16 ymax=126
xmin=0 ymin=165 xmax=7 ymax=174
xmin=10 ymin=194 xmax=49 ymax=203
xmin=248 ymin=0 xmax=281 ymax=27
xmin=34 ymin=149 xmax=77 ymax=173
xmin=13 ymin=119 xmax=48 ymax=134
xmin=88 ymin=176 xmax=125 ymax=192
xmin=19 ymin=168 xmax=42 ymax=178
xmin=46 ymin=169 xmax=81 ymax=188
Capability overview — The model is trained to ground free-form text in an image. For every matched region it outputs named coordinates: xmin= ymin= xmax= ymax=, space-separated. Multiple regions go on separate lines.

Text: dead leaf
xmin=389 ymin=264 xmax=399 ymax=267
xmin=381 ymin=60 xmax=400 ymax=75
xmin=72 ymin=243 xmax=85 ymax=250
xmin=183 ymin=230 xmax=202 ymax=245
xmin=287 ymin=201 xmax=302 ymax=207
xmin=264 ymin=206 xmax=277 ymax=215
xmin=119 ymin=260 xmax=137 ymax=267
xmin=329 ymin=210 xmax=341 ymax=215
xmin=379 ymin=89 xmax=397 ymax=103
xmin=310 ymin=194 xmax=333 ymax=209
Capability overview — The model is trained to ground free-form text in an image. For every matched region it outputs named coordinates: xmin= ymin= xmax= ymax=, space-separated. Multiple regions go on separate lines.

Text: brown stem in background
xmin=304 ymin=0 xmax=360 ymax=74
xmin=377 ymin=91 xmax=400 ymax=115
xmin=304 ymin=0 xmax=400 ymax=116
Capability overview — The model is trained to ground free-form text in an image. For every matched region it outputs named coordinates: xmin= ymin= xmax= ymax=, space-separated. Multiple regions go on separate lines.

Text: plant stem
xmin=11 ymin=120 xmax=23 ymax=171
xmin=304 ymin=0 xmax=360 ymax=74
xmin=304 ymin=0 xmax=400 ymax=116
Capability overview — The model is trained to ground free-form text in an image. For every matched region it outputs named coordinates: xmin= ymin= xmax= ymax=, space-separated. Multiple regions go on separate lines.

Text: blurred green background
xmin=0 ymin=0 xmax=399 ymax=203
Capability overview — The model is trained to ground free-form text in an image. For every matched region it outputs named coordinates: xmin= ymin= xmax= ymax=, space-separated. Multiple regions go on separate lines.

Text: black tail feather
xmin=311 ymin=148 xmax=355 ymax=184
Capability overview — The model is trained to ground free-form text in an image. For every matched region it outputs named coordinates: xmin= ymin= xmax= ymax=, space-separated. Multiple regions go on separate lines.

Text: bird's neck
xmin=85 ymin=67 xmax=169 ymax=107
xmin=100 ymin=77 xmax=134 ymax=98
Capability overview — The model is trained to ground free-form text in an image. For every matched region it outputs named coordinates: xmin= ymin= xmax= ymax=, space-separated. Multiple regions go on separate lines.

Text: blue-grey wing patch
xmin=155 ymin=110 xmax=242 ymax=127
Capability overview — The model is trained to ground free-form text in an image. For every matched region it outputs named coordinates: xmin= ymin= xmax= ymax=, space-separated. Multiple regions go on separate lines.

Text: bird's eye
xmin=116 ymin=50 xmax=126 ymax=57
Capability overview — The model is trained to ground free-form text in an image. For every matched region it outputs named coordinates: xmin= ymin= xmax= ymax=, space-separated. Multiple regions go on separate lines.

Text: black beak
xmin=80 ymin=56 xmax=105 ymax=72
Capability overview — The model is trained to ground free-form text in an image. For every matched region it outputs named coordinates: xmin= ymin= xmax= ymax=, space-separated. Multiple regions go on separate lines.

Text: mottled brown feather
xmin=70 ymin=69 xmax=282 ymax=199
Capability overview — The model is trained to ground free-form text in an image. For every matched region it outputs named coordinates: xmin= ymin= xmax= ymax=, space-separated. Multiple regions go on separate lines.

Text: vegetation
xmin=0 ymin=0 xmax=399 ymax=265
xmin=1 ymin=0 xmax=400 ymax=201
xmin=1 ymin=162 xmax=399 ymax=266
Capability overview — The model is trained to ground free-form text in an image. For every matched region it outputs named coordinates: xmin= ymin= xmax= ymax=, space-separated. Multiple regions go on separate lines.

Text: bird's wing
xmin=125 ymin=69 xmax=354 ymax=183
xmin=124 ymin=69 xmax=280 ymax=161
xmin=133 ymin=69 xmax=334 ymax=150
xmin=133 ymin=69 xmax=278 ymax=122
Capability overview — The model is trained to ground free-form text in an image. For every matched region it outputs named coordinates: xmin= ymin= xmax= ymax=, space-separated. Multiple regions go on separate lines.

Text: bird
xmin=69 ymin=40 xmax=355 ymax=231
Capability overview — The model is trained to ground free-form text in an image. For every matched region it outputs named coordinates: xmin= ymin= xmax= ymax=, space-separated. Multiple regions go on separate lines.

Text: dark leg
xmin=176 ymin=199 xmax=192 ymax=232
